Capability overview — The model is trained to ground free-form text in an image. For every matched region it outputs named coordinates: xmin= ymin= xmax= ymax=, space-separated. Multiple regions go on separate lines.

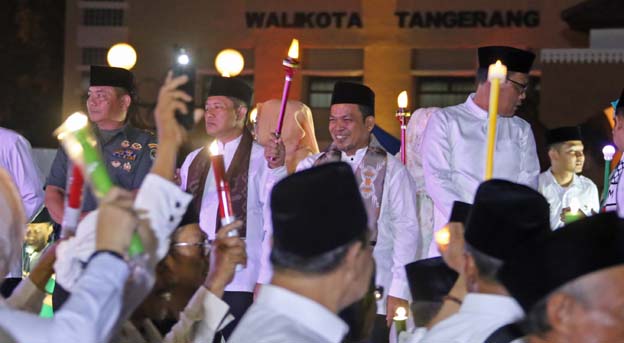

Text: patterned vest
xmin=314 ymin=137 xmax=387 ymax=242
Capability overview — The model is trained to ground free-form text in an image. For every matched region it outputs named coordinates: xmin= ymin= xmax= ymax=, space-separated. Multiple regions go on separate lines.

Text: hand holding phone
xmin=172 ymin=48 xmax=196 ymax=130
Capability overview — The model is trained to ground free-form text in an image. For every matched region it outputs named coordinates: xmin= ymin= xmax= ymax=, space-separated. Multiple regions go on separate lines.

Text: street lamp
xmin=215 ymin=49 xmax=245 ymax=77
xmin=107 ymin=43 xmax=137 ymax=70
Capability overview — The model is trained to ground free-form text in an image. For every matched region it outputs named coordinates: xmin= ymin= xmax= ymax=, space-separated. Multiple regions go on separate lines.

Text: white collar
xmin=217 ymin=134 xmax=243 ymax=155
xmin=464 ymin=93 xmax=489 ymax=120
xmin=546 ymin=168 xmax=580 ymax=189
xmin=257 ymin=284 xmax=348 ymax=343
xmin=341 ymin=146 xmax=368 ymax=168
xmin=459 ymin=293 xmax=524 ymax=318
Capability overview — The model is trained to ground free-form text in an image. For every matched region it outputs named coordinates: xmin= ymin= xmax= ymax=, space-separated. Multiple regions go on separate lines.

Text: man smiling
xmin=296 ymin=81 xmax=420 ymax=343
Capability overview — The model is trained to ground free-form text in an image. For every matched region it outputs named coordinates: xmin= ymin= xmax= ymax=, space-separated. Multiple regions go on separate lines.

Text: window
xmin=416 ymin=77 xmax=475 ymax=108
xmin=81 ymin=47 xmax=108 ymax=66
xmin=82 ymin=8 xmax=124 ymax=26
xmin=307 ymin=76 xmax=363 ymax=109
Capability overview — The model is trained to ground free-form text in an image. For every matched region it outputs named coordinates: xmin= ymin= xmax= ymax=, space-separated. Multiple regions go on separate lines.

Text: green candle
xmin=393 ymin=306 xmax=408 ymax=338
xmin=602 ymin=145 xmax=615 ymax=204
xmin=58 ymin=113 xmax=144 ymax=256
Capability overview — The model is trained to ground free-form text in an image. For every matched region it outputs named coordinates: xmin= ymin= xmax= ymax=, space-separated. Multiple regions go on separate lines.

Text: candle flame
xmin=287 ymin=39 xmax=299 ymax=59
xmin=495 ymin=60 xmax=502 ymax=67
xmin=397 ymin=91 xmax=408 ymax=108
xmin=570 ymin=198 xmax=580 ymax=214
xmin=393 ymin=306 xmax=408 ymax=320
xmin=209 ymin=141 xmax=220 ymax=156
xmin=435 ymin=226 xmax=451 ymax=246
xmin=603 ymin=145 xmax=616 ymax=161
xmin=249 ymin=107 xmax=258 ymax=124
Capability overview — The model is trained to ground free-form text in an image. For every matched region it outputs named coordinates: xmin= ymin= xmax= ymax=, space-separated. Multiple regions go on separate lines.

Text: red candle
xmin=61 ymin=164 xmax=84 ymax=237
xmin=209 ymin=141 xmax=236 ymax=226
xmin=67 ymin=165 xmax=84 ymax=208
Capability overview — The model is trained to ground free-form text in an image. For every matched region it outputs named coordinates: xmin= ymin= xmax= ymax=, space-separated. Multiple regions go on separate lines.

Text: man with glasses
xmin=422 ymin=46 xmax=540 ymax=257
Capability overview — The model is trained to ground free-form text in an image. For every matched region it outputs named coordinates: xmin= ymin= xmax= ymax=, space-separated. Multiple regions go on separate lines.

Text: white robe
xmin=422 ymin=94 xmax=540 ymax=257
xmin=180 ymin=135 xmax=287 ymax=292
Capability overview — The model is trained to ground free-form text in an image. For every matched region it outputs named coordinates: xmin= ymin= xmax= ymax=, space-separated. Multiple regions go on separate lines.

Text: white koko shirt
xmin=422 ymin=94 xmax=540 ymax=256
xmin=538 ymin=169 xmax=599 ymax=229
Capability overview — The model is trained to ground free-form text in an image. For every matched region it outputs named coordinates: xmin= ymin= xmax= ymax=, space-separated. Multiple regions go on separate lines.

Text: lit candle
xmin=564 ymin=197 xmax=582 ymax=224
xmin=208 ymin=141 xmax=237 ymax=229
xmin=275 ymin=39 xmax=300 ymax=138
xmin=393 ymin=306 xmax=408 ymax=336
xmin=435 ymin=226 xmax=451 ymax=247
xmin=602 ymin=145 xmax=616 ymax=203
xmin=396 ymin=91 xmax=411 ymax=165
xmin=55 ymin=112 xmax=144 ymax=256
xmin=485 ymin=60 xmax=507 ymax=180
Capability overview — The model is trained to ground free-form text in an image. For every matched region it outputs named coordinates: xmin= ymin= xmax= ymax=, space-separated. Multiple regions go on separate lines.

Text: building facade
xmin=62 ymin=0 xmax=623 ymax=184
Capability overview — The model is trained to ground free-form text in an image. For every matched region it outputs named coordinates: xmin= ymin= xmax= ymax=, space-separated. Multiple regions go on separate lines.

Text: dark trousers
xmin=370 ymin=315 xmax=390 ymax=343
xmin=0 ymin=278 xmax=22 ymax=298
xmin=213 ymin=291 xmax=254 ymax=342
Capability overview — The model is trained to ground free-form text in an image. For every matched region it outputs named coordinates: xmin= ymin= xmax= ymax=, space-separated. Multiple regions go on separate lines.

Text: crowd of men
xmin=0 ymin=44 xmax=623 ymax=343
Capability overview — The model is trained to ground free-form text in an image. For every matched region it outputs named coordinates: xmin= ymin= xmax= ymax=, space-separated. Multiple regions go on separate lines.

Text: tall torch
xmin=54 ymin=112 xmax=144 ymax=256
xmin=484 ymin=60 xmax=507 ymax=180
xmin=396 ymin=91 xmax=410 ymax=165
xmin=274 ymin=39 xmax=300 ymax=138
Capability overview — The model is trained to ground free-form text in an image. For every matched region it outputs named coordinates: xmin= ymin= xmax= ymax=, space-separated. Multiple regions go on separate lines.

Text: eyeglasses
xmin=506 ymin=78 xmax=529 ymax=94
xmin=171 ymin=239 xmax=212 ymax=256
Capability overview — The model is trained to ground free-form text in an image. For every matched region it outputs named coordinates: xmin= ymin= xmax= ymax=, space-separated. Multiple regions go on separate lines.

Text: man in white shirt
xmin=0 ymin=128 xmax=43 ymax=296
xmin=422 ymin=180 xmax=551 ymax=343
xmin=604 ymin=89 xmax=624 ymax=216
xmin=538 ymin=126 xmax=599 ymax=229
xmin=179 ymin=76 xmax=286 ymax=339
xmin=0 ymin=127 xmax=43 ymax=220
xmin=296 ymin=81 xmax=420 ymax=342
xmin=230 ymin=162 xmax=374 ymax=343
xmin=422 ymin=46 xmax=540 ymax=257
xmin=500 ymin=212 xmax=624 ymax=343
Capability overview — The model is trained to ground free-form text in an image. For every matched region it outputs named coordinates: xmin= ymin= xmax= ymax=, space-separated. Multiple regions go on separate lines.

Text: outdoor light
xmin=107 ymin=43 xmax=137 ymax=70
xmin=215 ymin=49 xmax=245 ymax=77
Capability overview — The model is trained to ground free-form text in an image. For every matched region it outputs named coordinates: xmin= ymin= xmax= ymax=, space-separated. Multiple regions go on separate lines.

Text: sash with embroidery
xmin=603 ymin=159 xmax=624 ymax=213
xmin=314 ymin=137 xmax=387 ymax=242
xmin=187 ymin=129 xmax=253 ymax=237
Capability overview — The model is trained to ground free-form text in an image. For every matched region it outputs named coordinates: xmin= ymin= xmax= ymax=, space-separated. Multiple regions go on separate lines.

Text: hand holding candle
xmin=275 ymin=39 xmax=300 ymax=138
xmin=563 ymin=197 xmax=584 ymax=224
xmin=396 ymin=91 xmax=411 ymax=165
xmin=485 ymin=60 xmax=507 ymax=180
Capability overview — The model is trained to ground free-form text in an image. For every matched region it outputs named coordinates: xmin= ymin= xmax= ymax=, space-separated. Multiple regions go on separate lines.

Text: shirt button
xmin=169 ymin=215 xmax=174 ymax=222
xmin=175 ymin=201 xmax=180 ymax=208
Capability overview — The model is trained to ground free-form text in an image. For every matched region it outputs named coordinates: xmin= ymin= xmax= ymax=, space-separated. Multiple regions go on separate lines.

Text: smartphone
xmin=172 ymin=48 xmax=196 ymax=130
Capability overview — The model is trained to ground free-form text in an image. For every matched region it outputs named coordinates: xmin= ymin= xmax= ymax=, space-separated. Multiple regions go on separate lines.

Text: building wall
xmin=63 ymin=0 xmax=587 ymax=139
